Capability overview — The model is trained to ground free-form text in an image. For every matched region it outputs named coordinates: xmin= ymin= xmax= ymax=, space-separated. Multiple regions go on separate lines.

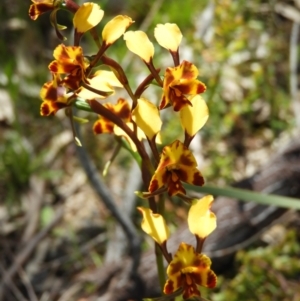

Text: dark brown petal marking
xmin=190 ymin=270 xmax=205 ymax=286
xmin=196 ymin=82 xmax=206 ymax=93
xmin=159 ymin=95 xmax=167 ymax=109
xmin=164 ymin=68 xmax=175 ymax=86
xmin=171 ymin=93 xmax=192 ymax=112
xmin=29 ymin=4 xmax=53 ymax=20
xmin=181 ymin=61 xmax=194 ymax=80
xmin=174 ymin=84 xmax=193 ymax=94
xmin=164 ymin=279 xmax=175 ymax=294
xmin=169 ymin=260 xmax=183 ymax=274
xmin=207 ymin=270 xmax=217 ymax=288
xmin=179 ymin=153 xmax=194 ymax=167
xmin=49 ymin=61 xmax=58 ymax=73
xmin=41 ymin=103 xmax=51 ymax=116
xmin=167 ymin=179 xmax=186 ymax=196
xmin=116 ymin=99 xmax=131 ymax=120
xmin=193 ymin=171 xmax=204 ymax=186
xmin=148 ymin=179 xmax=159 ymax=193
xmin=176 ymin=168 xmax=188 ymax=182
xmin=45 ymin=85 xmax=58 ymax=101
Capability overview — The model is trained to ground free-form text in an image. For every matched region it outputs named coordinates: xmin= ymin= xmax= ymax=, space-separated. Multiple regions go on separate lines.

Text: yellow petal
xmin=102 ymin=15 xmax=134 ymax=45
xmin=137 ymin=207 xmax=170 ymax=244
xmin=188 ymin=195 xmax=216 ymax=239
xmin=73 ymin=2 xmax=104 ymax=33
xmin=123 ymin=31 xmax=154 ymax=63
xmin=77 ymin=70 xmax=122 ymax=100
xmin=154 ymin=23 xmax=182 ymax=51
xmin=132 ymin=98 xmax=162 ymax=139
xmin=180 ymin=95 xmax=209 ymax=136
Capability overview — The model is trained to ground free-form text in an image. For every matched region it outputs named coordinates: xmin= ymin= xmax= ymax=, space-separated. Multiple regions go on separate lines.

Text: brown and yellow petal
xmin=110 ymin=98 xmax=131 ymax=121
xmin=148 ymin=169 xmax=167 ymax=193
xmin=166 ymin=173 xmax=186 ymax=196
xmin=173 ymin=79 xmax=206 ymax=95
xmin=164 ymin=243 xmax=217 ymax=299
xmin=40 ymin=78 xmax=67 ymax=103
xmin=49 ymin=44 xmax=86 ymax=73
xmin=93 ymin=118 xmax=113 ymax=134
xmin=177 ymin=61 xmax=199 ymax=81
xmin=40 ymin=100 xmax=67 ymax=116
xmin=29 ymin=0 xmax=54 ymax=20
xmin=178 ymin=166 xmax=204 ymax=187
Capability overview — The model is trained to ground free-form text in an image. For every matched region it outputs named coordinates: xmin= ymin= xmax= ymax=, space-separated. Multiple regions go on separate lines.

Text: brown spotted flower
xmin=40 ymin=72 xmax=70 ymax=116
xmin=49 ymin=44 xmax=89 ymax=90
xmin=160 ymin=60 xmax=206 ymax=111
xmin=164 ymin=243 xmax=217 ymax=300
xmin=93 ymin=98 xmax=145 ymax=151
xmin=29 ymin=0 xmax=58 ymax=20
xmin=93 ymin=98 xmax=131 ymax=134
xmin=148 ymin=140 xmax=204 ymax=196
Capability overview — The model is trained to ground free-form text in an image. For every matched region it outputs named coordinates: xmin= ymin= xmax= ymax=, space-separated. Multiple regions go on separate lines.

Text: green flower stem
xmin=185 ymin=184 xmax=300 ymax=210
xmin=155 ymin=242 xmax=166 ymax=292
xmin=74 ymin=98 xmax=93 ymax=112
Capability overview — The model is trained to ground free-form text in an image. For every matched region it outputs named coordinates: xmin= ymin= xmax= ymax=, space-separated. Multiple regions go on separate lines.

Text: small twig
xmin=0 ymin=263 xmax=27 ymax=301
xmin=75 ymin=122 xmax=141 ymax=275
xmin=18 ymin=267 xmax=39 ymax=301
xmin=0 ymin=208 xmax=64 ymax=300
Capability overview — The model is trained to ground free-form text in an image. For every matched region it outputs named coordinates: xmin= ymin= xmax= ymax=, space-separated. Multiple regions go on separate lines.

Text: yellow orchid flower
xmin=93 ymin=98 xmax=131 ymax=134
xmin=164 ymin=243 xmax=217 ymax=300
xmin=149 ymin=140 xmax=204 ymax=196
xmin=160 ymin=61 xmax=206 ymax=111
xmin=49 ymin=44 xmax=89 ymax=90
xmin=40 ymin=73 xmax=70 ymax=116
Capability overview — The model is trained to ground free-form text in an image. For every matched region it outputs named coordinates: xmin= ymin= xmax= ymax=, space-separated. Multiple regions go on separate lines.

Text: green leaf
xmin=185 ymin=184 xmax=300 ymax=210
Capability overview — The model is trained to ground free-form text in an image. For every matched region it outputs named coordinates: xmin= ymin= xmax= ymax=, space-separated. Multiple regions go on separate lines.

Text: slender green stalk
xmin=185 ymin=184 xmax=300 ymax=210
xmin=155 ymin=243 xmax=166 ymax=291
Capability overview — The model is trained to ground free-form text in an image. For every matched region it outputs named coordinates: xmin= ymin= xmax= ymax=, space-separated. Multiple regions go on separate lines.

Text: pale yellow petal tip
xmin=124 ymin=31 xmax=154 ymax=63
xmin=102 ymin=15 xmax=134 ymax=45
xmin=73 ymin=2 xmax=104 ymax=33
xmin=75 ymin=136 xmax=82 ymax=147
xmin=154 ymin=23 xmax=182 ymax=51
xmin=135 ymin=191 xmax=146 ymax=199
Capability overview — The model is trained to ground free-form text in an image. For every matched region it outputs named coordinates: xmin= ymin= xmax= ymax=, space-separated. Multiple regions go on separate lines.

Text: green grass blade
xmin=185 ymin=184 xmax=300 ymax=210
